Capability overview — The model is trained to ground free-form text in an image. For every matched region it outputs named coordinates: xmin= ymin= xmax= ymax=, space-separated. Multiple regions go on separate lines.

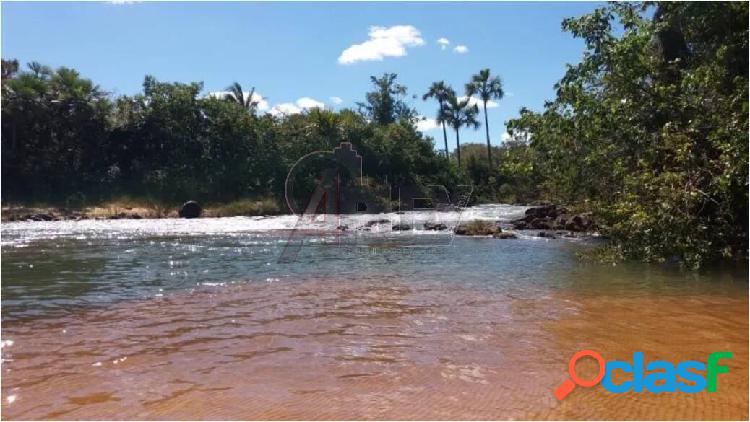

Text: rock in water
xmin=423 ymin=222 xmax=448 ymax=231
xmin=454 ymin=220 xmax=501 ymax=236
xmin=179 ymin=201 xmax=202 ymax=218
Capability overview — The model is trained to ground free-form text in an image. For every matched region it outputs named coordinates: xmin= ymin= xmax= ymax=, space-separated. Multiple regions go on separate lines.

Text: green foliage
xmin=2 ymin=62 xmax=111 ymax=200
xmin=2 ymin=66 xmax=457 ymax=209
xmin=356 ymin=73 xmax=417 ymax=125
xmin=506 ymin=2 xmax=748 ymax=267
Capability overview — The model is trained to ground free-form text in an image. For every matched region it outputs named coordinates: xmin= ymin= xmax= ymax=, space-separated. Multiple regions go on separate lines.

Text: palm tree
xmin=422 ymin=81 xmax=455 ymax=159
xmin=27 ymin=61 xmax=52 ymax=79
xmin=51 ymin=67 xmax=103 ymax=101
xmin=443 ymin=95 xmax=480 ymax=167
xmin=224 ymin=82 xmax=258 ymax=113
xmin=465 ymin=69 xmax=504 ymax=168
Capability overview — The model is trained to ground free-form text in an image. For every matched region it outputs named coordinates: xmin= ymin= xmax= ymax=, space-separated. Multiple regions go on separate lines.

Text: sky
xmin=1 ymin=1 xmax=602 ymax=151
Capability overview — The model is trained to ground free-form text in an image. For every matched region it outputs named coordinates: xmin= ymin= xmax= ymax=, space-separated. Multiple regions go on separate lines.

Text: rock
xmin=392 ymin=223 xmax=411 ymax=231
xmin=179 ymin=201 xmax=202 ymax=218
xmin=512 ymin=220 xmax=528 ymax=230
xmin=525 ymin=205 xmax=558 ymax=219
xmin=537 ymin=231 xmax=556 ymax=239
xmin=365 ymin=219 xmax=390 ymax=227
xmin=553 ymin=213 xmax=595 ymax=232
xmin=513 ymin=206 xmax=598 ymax=233
xmin=573 ymin=214 xmax=594 ymax=230
xmin=423 ymin=222 xmax=448 ymax=231
xmin=30 ymin=213 xmax=54 ymax=221
xmin=554 ymin=214 xmax=571 ymax=230
xmin=454 ymin=220 xmax=501 ymax=236
xmin=336 ymin=224 xmax=349 ymax=231
xmin=564 ymin=221 xmax=579 ymax=231
xmin=131 ymin=214 xmax=143 ymax=219
xmin=530 ymin=218 xmax=551 ymax=230
xmin=493 ymin=232 xmax=518 ymax=239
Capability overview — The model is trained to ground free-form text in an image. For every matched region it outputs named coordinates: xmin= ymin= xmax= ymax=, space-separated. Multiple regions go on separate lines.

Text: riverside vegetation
xmin=1 ymin=3 xmax=747 ymax=268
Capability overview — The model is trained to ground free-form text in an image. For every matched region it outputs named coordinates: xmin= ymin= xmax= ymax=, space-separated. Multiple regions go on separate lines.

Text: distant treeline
xmin=2 ymin=2 xmax=747 ymax=267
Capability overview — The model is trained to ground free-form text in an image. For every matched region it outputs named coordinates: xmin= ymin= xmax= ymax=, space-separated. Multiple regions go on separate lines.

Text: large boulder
xmin=454 ymin=220 xmax=501 ymax=236
xmin=179 ymin=201 xmax=202 ymax=218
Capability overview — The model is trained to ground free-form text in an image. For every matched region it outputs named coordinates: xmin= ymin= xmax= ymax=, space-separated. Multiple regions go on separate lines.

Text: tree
xmin=27 ymin=61 xmax=52 ymax=79
xmin=357 ymin=73 xmax=416 ymax=125
xmin=465 ymin=69 xmax=504 ymax=168
xmin=442 ymin=95 xmax=480 ymax=167
xmin=506 ymin=2 xmax=748 ymax=267
xmin=423 ymin=81 xmax=455 ymax=159
xmin=1 ymin=59 xmax=18 ymax=81
xmin=224 ymin=81 xmax=258 ymax=113
xmin=1 ymin=63 xmax=111 ymax=200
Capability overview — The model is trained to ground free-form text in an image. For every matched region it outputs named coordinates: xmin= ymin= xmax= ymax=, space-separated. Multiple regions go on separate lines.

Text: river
xmin=1 ymin=204 xmax=747 ymax=419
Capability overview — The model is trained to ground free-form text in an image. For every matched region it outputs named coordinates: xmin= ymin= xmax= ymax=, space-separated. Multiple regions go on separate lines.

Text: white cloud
xmin=458 ymin=96 xmax=498 ymax=109
xmin=453 ymin=45 xmax=469 ymax=54
xmin=338 ymin=25 xmax=425 ymax=64
xmin=330 ymin=96 xmax=343 ymax=105
xmin=270 ymin=97 xmax=326 ymax=117
xmin=209 ymin=92 xmax=327 ymax=117
xmin=269 ymin=103 xmax=302 ymax=116
xmin=207 ymin=91 xmax=269 ymax=111
xmin=501 ymin=132 xmax=512 ymax=143
xmin=296 ymin=97 xmax=325 ymax=109
xmin=416 ymin=116 xmax=440 ymax=132
xmin=108 ymin=0 xmax=140 ymax=4
xmin=437 ymin=37 xmax=450 ymax=50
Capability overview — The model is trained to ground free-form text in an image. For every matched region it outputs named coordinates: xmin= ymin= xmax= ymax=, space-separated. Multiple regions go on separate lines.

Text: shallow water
xmin=1 ymin=205 xmax=747 ymax=420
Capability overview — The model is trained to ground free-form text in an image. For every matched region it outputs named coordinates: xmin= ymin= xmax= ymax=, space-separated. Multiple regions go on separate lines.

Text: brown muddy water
xmin=1 ymin=208 xmax=747 ymax=420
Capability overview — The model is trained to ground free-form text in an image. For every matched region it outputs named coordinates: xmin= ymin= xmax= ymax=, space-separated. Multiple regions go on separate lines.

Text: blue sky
xmin=2 ymin=1 xmax=601 ymax=150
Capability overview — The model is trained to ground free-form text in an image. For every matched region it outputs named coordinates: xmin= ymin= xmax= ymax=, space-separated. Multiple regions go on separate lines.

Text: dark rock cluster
xmin=423 ymin=222 xmax=448 ymax=231
xmin=512 ymin=205 xmax=596 ymax=232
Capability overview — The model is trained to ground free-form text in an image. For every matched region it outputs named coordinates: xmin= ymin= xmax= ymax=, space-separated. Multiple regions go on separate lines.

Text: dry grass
xmin=204 ymin=198 xmax=282 ymax=217
xmin=3 ymin=196 xmax=285 ymax=220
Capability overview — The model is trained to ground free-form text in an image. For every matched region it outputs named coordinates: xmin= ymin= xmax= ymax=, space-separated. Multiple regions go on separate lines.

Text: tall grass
xmin=205 ymin=198 xmax=282 ymax=217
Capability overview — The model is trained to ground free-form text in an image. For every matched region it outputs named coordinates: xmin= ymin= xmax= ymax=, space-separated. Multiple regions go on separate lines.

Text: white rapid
xmin=1 ymin=203 xmax=528 ymax=247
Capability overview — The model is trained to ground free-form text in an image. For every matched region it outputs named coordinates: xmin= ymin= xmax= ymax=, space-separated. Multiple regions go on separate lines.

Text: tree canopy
xmin=506 ymin=2 xmax=748 ymax=267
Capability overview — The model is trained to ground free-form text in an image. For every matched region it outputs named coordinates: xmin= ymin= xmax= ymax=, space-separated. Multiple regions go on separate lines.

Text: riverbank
xmin=1 ymin=197 xmax=283 ymax=222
